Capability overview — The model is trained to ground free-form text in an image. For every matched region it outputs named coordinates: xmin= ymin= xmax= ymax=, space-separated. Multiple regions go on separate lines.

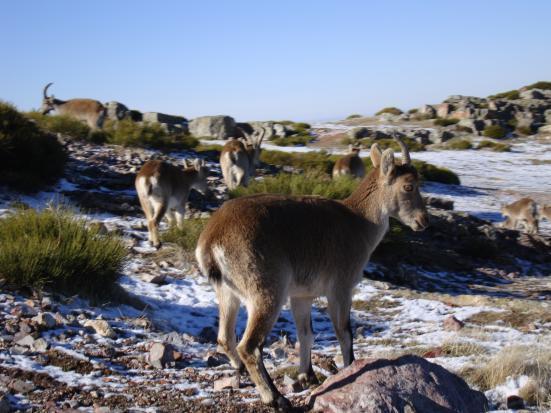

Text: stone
xmin=213 ymin=376 xmax=239 ymax=391
xmin=142 ymin=112 xmax=187 ymax=127
xmin=429 ymin=129 xmax=454 ymax=143
xmin=127 ymin=110 xmax=143 ymax=122
xmin=436 ymin=103 xmax=453 ymax=118
xmin=443 ymin=315 xmax=464 ymax=331
xmin=105 ymin=101 xmax=129 ymax=121
xmin=198 ymin=326 xmax=217 ymax=344
xmin=419 ymin=104 xmax=436 ymax=118
xmin=140 ymin=273 xmax=167 ymax=285
xmin=8 ymin=379 xmax=35 ymax=394
xmin=189 ymin=115 xmax=236 ymax=139
xmin=458 ymin=118 xmax=485 ymax=132
xmin=148 ymin=342 xmax=175 ymax=369
xmin=32 ymin=312 xmax=57 ymax=329
xmin=348 ymin=127 xmax=371 ymax=140
xmin=32 ymin=338 xmax=50 ymax=352
xmin=424 ymin=196 xmax=454 ymax=210
xmin=519 ymin=89 xmax=545 ymax=100
xmin=40 ymin=296 xmax=54 ymax=310
xmin=308 ymin=355 xmax=488 ymax=413
xmin=506 ymin=395 xmax=524 ymax=409
xmin=84 ymin=320 xmax=116 ymax=338
xmin=15 ymin=334 xmax=35 ymax=348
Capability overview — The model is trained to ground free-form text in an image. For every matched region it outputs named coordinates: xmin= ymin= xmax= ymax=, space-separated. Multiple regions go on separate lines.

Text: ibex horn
xmin=43 ymin=82 xmax=53 ymax=99
xmin=394 ymin=135 xmax=411 ymax=165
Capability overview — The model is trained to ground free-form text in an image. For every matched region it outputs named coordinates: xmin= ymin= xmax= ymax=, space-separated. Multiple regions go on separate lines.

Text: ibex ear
xmin=370 ymin=143 xmax=382 ymax=168
xmin=380 ymin=149 xmax=395 ymax=178
xmin=193 ymin=158 xmax=201 ymax=170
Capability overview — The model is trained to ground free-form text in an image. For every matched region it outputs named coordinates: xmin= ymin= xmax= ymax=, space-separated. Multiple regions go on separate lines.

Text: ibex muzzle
xmin=196 ymin=137 xmax=428 ymax=409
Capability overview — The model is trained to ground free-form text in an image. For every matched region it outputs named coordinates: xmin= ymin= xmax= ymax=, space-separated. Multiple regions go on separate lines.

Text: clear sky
xmin=1 ymin=0 xmax=550 ymax=122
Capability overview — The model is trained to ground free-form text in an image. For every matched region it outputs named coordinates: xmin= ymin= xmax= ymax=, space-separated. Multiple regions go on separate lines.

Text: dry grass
xmin=460 ymin=345 xmax=551 ymax=408
xmin=466 ymin=300 xmax=551 ymax=330
xmin=352 ymin=296 xmax=401 ymax=314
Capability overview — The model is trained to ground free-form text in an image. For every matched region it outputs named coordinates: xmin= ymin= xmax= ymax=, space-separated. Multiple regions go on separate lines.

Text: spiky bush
xmin=412 ymin=160 xmax=461 ymax=185
xmin=269 ymin=133 xmax=314 ymax=147
xmin=260 ymin=149 xmax=340 ymax=175
xmin=161 ymin=219 xmax=209 ymax=252
xmin=0 ymin=102 xmax=67 ymax=190
xmin=26 ymin=111 xmax=95 ymax=141
xmin=524 ymin=81 xmax=551 ymax=90
xmin=0 ymin=207 xmax=126 ymax=298
xmin=346 ymin=114 xmax=363 ymax=119
xmin=445 ymin=139 xmax=473 ymax=150
xmin=488 ymin=90 xmax=520 ymax=100
xmin=483 ymin=125 xmax=507 ymax=139
xmin=477 ymin=140 xmax=511 ymax=152
xmin=375 ymin=107 xmax=403 ymax=116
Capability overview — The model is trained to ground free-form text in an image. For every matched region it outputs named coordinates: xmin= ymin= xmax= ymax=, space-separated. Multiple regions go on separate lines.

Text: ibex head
xmin=41 ymin=82 xmax=56 ymax=115
xmin=369 ymin=138 xmax=429 ymax=231
xmin=185 ymin=158 xmax=211 ymax=196
xmin=243 ymin=127 xmax=266 ymax=167
xmin=348 ymin=143 xmax=361 ymax=155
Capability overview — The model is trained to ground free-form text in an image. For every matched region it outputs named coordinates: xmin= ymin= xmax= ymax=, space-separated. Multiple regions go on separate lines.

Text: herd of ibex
xmin=40 ymin=83 xmax=550 ymax=409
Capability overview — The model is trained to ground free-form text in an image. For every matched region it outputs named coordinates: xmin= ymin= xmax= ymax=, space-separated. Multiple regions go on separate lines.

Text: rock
xmin=105 ymin=101 xmax=129 ymax=121
xmin=443 ymin=315 xmax=464 ymax=331
xmin=458 ymin=118 xmax=485 ymax=132
xmin=424 ymin=196 xmax=454 ymax=210
xmin=0 ymin=393 xmax=10 ymax=413
xmin=419 ymin=105 xmax=436 ymax=118
xmin=198 ymin=326 xmax=217 ymax=344
xmin=32 ymin=312 xmax=57 ymax=329
xmin=15 ymin=334 xmax=35 ymax=348
xmin=348 ymin=127 xmax=371 ymax=140
xmin=84 ymin=320 xmax=116 ymax=338
xmin=519 ymin=89 xmax=546 ymax=100
xmin=538 ymin=124 xmax=551 ymax=136
xmin=148 ymin=342 xmax=175 ymax=369
xmin=429 ymin=129 xmax=454 ymax=143
xmin=213 ymin=376 xmax=240 ymax=391
xmin=308 ymin=355 xmax=488 ymax=413
xmin=32 ymin=338 xmax=50 ymax=352
xmin=140 ymin=273 xmax=167 ymax=285
xmin=8 ymin=379 xmax=35 ymax=394
xmin=206 ymin=352 xmax=229 ymax=367
xmin=162 ymin=331 xmax=185 ymax=346
xmin=40 ymin=296 xmax=54 ymax=310
xmin=127 ymin=110 xmax=143 ymax=122
xmin=189 ymin=115 xmax=236 ymax=139
xmin=506 ymin=395 xmax=524 ymax=409
xmin=436 ymin=103 xmax=453 ymax=118
xmin=143 ymin=112 xmax=187 ymax=126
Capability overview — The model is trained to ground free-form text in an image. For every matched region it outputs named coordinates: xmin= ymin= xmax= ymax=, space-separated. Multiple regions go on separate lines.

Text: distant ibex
xmin=540 ymin=204 xmax=551 ymax=222
xmin=220 ymin=128 xmax=266 ymax=190
xmin=136 ymin=159 xmax=210 ymax=248
xmin=332 ymin=144 xmax=365 ymax=178
xmin=196 ymin=138 xmax=429 ymax=409
xmin=500 ymin=197 xmax=539 ymax=234
xmin=41 ymin=82 xmax=106 ymax=130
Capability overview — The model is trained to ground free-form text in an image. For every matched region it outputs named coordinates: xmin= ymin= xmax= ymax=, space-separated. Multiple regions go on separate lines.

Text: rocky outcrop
xmin=308 ymin=355 xmax=488 ymax=413
xmin=142 ymin=112 xmax=188 ymax=134
xmin=189 ymin=115 xmax=236 ymax=139
xmin=105 ymin=101 xmax=129 ymax=121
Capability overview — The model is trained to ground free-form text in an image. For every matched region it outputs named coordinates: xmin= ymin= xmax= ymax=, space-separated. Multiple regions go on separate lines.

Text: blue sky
xmin=1 ymin=0 xmax=550 ymax=122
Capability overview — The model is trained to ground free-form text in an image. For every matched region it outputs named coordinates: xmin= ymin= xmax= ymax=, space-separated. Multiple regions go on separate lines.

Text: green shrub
xmin=516 ymin=125 xmax=533 ymax=136
xmin=375 ymin=107 xmax=403 ymax=116
xmin=346 ymin=114 xmax=363 ymax=119
xmin=26 ymin=111 xmax=93 ymax=141
xmin=488 ymin=90 xmax=520 ymax=100
xmin=434 ymin=118 xmax=460 ymax=127
xmin=407 ymin=108 xmax=419 ymax=114
xmin=477 ymin=140 xmax=511 ymax=152
xmin=412 ymin=160 xmax=461 ymax=185
xmin=455 ymin=125 xmax=474 ymax=133
xmin=161 ymin=219 xmax=209 ymax=252
xmin=445 ymin=139 xmax=473 ymax=150
xmin=260 ymin=149 xmax=340 ymax=175
xmin=0 ymin=102 xmax=67 ymax=190
xmin=524 ymin=81 xmax=551 ymax=90
xmin=483 ymin=125 xmax=507 ymax=139
xmin=230 ymin=171 xmax=359 ymax=199
xmin=0 ymin=207 xmax=126 ymax=298
xmin=269 ymin=133 xmax=314 ymax=147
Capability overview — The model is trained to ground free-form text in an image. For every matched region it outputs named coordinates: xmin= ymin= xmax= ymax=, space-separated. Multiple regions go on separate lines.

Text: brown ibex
xmin=196 ymin=138 xmax=429 ymax=409
xmin=40 ymin=82 xmax=106 ymax=130
xmin=332 ymin=144 xmax=365 ymax=179
xmin=220 ymin=128 xmax=266 ymax=190
xmin=500 ymin=197 xmax=539 ymax=234
xmin=136 ymin=159 xmax=210 ymax=248
xmin=540 ymin=204 xmax=551 ymax=222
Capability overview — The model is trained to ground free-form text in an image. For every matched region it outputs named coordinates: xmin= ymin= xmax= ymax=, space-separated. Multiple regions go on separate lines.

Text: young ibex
xmin=41 ymin=82 xmax=106 ymax=130
xmin=220 ymin=128 xmax=266 ymax=190
xmin=500 ymin=197 xmax=539 ymax=234
xmin=196 ymin=138 xmax=429 ymax=409
xmin=332 ymin=144 xmax=365 ymax=179
xmin=136 ymin=159 xmax=210 ymax=248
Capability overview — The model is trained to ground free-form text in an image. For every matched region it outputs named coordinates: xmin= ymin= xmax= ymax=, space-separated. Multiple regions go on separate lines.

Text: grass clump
xmin=269 ymin=133 xmax=314 ymax=147
xmin=346 ymin=114 xmax=363 ymax=119
xmin=161 ymin=219 xmax=209 ymax=252
xmin=482 ymin=125 xmax=507 ymax=139
xmin=375 ymin=107 xmax=403 ymax=116
xmin=488 ymin=90 xmax=520 ymax=100
xmin=413 ymin=160 xmax=461 ymax=185
xmin=477 ymin=140 xmax=511 ymax=152
xmin=260 ymin=150 xmax=341 ymax=175
xmin=0 ymin=207 xmax=126 ymax=298
xmin=445 ymin=138 xmax=473 ymax=150
xmin=26 ymin=111 xmax=94 ymax=141
xmin=460 ymin=346 xmax=551 ymax=408
xmin=0 ymin=102 xmax=67 ymax=191
xmin=516 ymin=125 xmax=533 ymax=136
xmin=434 ymin=118 xmax=460 ymax=127
xmin=229 ymin=171 xmax=359 ymax=200
xmin=524 ymin=81 xmax=551 ymax=90
xmin=360 ymin=137 xmax=425 ymax=153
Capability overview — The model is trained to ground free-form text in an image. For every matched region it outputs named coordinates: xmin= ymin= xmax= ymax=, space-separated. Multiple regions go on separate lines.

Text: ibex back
xmin=500 ymin=197 xmax=538 ymax=234
xmin=136 ymin=159 xmax=210 ymax=248
xmin=196 ymin=138 xmax=429 ymax=409
xmin=41 ymin=82 xmax=106 ymax=130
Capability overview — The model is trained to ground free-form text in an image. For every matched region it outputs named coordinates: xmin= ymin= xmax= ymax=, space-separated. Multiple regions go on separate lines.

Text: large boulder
xmin=105 ymin=101 xmax=129 ymax=121
xmin=308 ymin=355 xmax=488 ymax=413
xmin=189 ymin=115 xmax=236 ymax=139
xmin=142 ymin=112 xmax=188 ymax=133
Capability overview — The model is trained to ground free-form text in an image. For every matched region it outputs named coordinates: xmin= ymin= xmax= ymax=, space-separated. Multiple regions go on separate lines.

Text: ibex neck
xmin=342 ymin=171 xmax=388 ymax=227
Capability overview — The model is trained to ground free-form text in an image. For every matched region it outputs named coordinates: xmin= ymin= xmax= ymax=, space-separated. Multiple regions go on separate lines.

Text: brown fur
xmin=136 ymin=159 xmax=210 ymax=248
xmin=196 ymin=139 xmax=428 ymax=408
xmin=540 ymin=204 xmax=551 ymax=221
xmin=220 ymin=129 xmax=265 ymax=190
xmin=500 ymin=197 xmax=539 ymax=234
xmin=332 ymin=147 xmax=365 ymax=178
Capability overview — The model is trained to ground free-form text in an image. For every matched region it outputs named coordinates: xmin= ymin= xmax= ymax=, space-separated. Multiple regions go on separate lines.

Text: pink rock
xmin=443 ymin=315 xmax=464 ymax=331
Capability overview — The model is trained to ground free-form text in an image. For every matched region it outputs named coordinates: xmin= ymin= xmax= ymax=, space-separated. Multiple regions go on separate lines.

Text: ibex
xmin=220 ymin=128 xmax=266 ymax=190
xmin=500 ymin=197 xmax=539 ymax=234
xmin=332 ymin=144 xmax=365 ymax=178
xmin=196 ymin=137 xmax=429 ymax=409
xmin=135 ymin=159 xmax=210 ymax=248
xmin=40 ymin=82 xmax=106 ymax=130
xmin=540 ymin=204 xmax=551 ymax=222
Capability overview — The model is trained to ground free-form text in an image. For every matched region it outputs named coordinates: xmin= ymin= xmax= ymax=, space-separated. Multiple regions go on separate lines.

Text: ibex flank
xmin=196 ymin=137 xmax=429 ymax=409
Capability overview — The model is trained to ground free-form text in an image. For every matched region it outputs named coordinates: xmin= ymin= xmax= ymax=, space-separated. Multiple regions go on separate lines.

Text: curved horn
xmin=43 ymin=82 xmax=53 ymax=99
xmin=256 ymin=127 xmax=266 ymax=145
xmin=394 ymin=135 xmax=411 ymax=165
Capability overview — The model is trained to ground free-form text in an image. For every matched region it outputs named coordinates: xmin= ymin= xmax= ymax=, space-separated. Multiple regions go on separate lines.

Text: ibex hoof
xmin=297 ymin=372 xmax=319 ymax=388
xmin=271 ymin=395 xmax=293 ymax=412
xmin=151 ymin=242 xmax=162 ymax=250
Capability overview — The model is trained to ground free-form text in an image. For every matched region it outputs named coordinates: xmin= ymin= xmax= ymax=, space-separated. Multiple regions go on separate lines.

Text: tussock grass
xmin=434 ymin=118 xmax=460 ymax=127
xmin=269 ymin=133 xmax=314 ymax=147
xmin=26 ymin=111 xmax=94 ymax=141
xmin=375 ymin=107 xmax=403 ymax=116
xmin=161 ymin=219 xmax=209 ymax=252
xmin=488 ymin=90 xmax=520 ymax=100
xmin=260 ymin=150 xmax=341 ymax=175
xmin=445 ymin=138 xmax=473 ymax=150
xmin=477 ymin=140 xmax=511 ymax=152
xmin=0 ymin=207 xmax=126 ymax=298
xmin=460 ymin=346 xmax=551 ymax=408
xmin=483 ymin=125 xmax=507 ymax=139
xmin=229 ymin=171 xmax=359 ymax=199
xmin=524 ymin=81 xmax=551 ymax=90
xmin=0 ymin=102 xmax=67 ymax=190
xmin=346 ymin=114 xmax=363 ymax=119
xmin=413 ymin=160 xmax=461 ymax=185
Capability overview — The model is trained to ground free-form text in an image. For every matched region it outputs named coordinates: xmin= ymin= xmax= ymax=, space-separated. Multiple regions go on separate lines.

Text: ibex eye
xmin=404 ymin=184 xmax=413 ymax=192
